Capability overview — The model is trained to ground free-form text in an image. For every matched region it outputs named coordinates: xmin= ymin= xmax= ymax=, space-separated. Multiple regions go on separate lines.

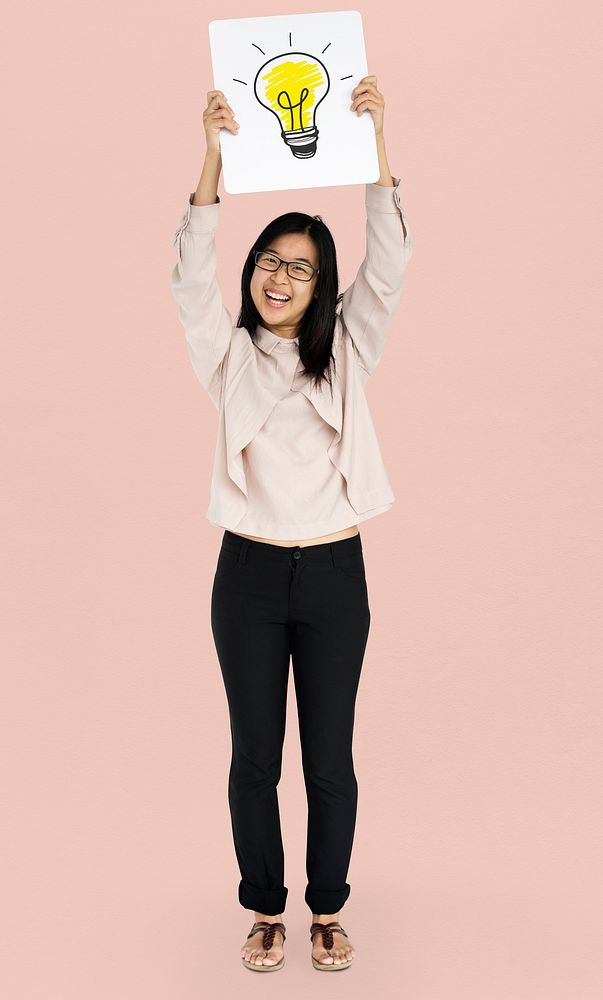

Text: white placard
xmin=208 ymin=10 xmax=379 ymax=194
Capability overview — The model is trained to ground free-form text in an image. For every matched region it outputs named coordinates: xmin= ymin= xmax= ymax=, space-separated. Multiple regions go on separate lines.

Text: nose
xmin=269 ymin=261 xmax=290 ymax=286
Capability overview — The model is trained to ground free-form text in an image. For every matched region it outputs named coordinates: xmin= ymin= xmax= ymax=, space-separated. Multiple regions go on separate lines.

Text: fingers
xmin=350 ymin=94 xmax=384 ymax=114
xmin=205 ymin=90 xmax=236 ymax=118
xmin=207 ymin=111 xmax=239 ymax=134
xmin=351 ymin=77 xmax=382 ymax=101
xmin=204 ymin=90 xmax=239 ymax=133
xmin=205 ymin=112 xmax=239 ymax=134
xmin=353 ymin=75 xmax=379 ymax=92
xmin=206 ymin=89 xmax=233 ymax=111
xmin=350 ymin=75 xmax=383 ymax=114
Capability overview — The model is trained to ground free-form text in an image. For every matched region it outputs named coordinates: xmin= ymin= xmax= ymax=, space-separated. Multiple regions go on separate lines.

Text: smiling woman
xmin=170 ymin=79 xmax=413 ymax=973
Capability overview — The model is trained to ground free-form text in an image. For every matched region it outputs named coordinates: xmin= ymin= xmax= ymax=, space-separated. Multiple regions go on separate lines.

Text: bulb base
xmin=281 ymin=125 xmax=319 ymax=158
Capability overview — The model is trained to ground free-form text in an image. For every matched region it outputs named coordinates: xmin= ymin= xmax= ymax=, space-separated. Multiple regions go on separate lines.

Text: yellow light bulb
xmin=254 ymin=51 xmax=330 ymax=159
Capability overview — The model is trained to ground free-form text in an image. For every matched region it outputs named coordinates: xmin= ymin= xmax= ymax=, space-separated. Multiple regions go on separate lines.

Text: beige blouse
xmin=230 ymin=324 xmax=394 ymax=539
xmin=170 ymin=178 xmax=413 ymax=538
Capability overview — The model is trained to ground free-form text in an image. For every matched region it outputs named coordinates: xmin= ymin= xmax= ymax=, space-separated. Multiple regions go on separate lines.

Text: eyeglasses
xmin=253 ymin=250 xmax=319 ymax=282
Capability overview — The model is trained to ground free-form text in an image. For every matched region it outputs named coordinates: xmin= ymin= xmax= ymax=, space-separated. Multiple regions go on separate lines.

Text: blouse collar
xmin=253 ymin=324 xmax=299 ymax=355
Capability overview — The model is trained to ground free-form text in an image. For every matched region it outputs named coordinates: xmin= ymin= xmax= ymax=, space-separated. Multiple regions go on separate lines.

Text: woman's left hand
xmin=350 ymin=75 xmax=385 ymax=135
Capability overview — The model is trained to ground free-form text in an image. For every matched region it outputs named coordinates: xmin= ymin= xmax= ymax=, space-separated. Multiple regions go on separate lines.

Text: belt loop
xmin=329 ymin=542 xmax=337 ymax=567
xmin=238 ymin=538 xmax=251 ymax=565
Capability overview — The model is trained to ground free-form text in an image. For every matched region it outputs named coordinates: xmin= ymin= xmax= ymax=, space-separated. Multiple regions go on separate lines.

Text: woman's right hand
xmin=203 ymin=90 xmax=239 ymax=154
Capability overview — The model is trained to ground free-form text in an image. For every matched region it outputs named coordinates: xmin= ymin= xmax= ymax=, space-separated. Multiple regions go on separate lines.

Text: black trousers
xmin=210 ymin=528 xmax=371 ymax=916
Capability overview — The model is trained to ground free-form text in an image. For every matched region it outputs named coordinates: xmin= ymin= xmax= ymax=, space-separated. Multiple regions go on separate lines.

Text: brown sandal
xmin=241 ymin=920 xmax=286 ymax=972
xmin=310 ymin=920 xmax=354 ymax=971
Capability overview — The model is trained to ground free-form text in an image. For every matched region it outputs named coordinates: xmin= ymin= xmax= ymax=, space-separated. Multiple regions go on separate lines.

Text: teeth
xmin=265 ymin=290 xmax=290 ymax=301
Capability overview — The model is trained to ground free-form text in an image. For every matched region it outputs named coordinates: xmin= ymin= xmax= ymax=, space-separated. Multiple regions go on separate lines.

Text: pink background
xmin=2 ymin=1 xmax=602 ymax=997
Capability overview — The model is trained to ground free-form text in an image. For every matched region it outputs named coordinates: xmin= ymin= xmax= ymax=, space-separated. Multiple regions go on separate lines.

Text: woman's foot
xmin=241 ymin=913 xmax=285 ymax=968
xmin=311 ymin=911 xmax=356 ymax=967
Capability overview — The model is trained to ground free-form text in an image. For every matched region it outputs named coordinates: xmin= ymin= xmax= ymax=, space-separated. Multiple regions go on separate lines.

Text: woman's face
xmin=250 ymin=232 xmax=319 ymax=338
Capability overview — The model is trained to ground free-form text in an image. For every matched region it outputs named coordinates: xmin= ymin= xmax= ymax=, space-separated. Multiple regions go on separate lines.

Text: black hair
xmin=236 ymin=211 xmax=343 ymax=394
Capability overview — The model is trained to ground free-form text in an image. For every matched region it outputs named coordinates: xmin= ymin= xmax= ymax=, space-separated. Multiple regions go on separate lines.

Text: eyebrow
xmin=264 ymin=247 xmax=314 ymax=265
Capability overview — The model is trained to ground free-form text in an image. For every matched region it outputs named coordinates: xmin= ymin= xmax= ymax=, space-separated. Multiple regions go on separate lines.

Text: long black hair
xmin=236 ymin=211 xmax=343 ymax=394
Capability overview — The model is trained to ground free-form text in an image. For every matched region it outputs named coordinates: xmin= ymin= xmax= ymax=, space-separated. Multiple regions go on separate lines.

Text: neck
xmin=262 ymin=322 xmax=298 ymax=340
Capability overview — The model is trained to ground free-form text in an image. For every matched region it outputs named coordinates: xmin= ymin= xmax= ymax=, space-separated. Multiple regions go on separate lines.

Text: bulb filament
xmin=277 ymin=87 xmax=310 ymax=131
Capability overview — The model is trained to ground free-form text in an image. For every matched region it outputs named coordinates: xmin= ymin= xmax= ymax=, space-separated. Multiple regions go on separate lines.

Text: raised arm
xmin=339 ymin=176 xmax=413 ymax=377
xmin=169 ymin=93 xmax=240 ymax=408
xmin=170 ymin=189 xmax=232 ymax=409
xmin=340 ymin=79 xmax=414 ymax=376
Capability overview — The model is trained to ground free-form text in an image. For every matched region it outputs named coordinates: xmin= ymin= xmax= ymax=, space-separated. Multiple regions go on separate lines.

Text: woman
xmin=170 ymin=75 xmax=413 ymax=972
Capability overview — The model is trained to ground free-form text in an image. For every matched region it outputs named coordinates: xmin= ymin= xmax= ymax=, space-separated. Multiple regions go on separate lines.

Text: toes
xmin=242 ymin=934 xmax=283 ymax=966
xmin=311 ymin=934 xmax=355 ymax=965
xmin=332 ymin=946 xmax=353 ymax=963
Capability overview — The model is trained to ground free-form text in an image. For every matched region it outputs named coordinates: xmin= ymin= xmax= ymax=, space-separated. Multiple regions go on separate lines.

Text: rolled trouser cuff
xmin=238 ymin=879 xmax=288 ymax=915
xmin=305 ymin=882 xmax=351 ymax=914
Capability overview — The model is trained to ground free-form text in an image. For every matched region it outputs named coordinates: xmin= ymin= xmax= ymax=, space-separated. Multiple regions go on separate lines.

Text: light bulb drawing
xmin=253 ymin=51 xmax=330 ymax=158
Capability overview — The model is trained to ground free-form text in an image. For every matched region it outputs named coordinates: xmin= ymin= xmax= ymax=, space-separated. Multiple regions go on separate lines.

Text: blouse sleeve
xmin=170 ymin=194 xmax=233 ymax=409
xmin=339 ymin=177 xmax=413 ymax=376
